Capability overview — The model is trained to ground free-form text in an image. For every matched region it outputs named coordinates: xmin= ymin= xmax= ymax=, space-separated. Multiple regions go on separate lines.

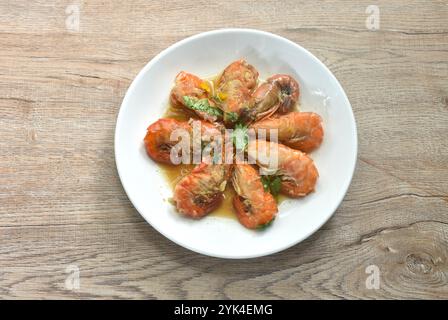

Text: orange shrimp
xmin=248 ymin=140 xmax=318 ymax=197
xmin=241 ymin=82 xmax=281 ymax=123
xmin=250 ymin=112 xmax=324 ymax=153
xmin=232 ymin=164 xmax=278 ymax=229
xmin=173 ymin=163 xmax=231 ymax=218
xmin=144 ymin=118 xmax=222 ymax=164
xmin=267 ymin=74 xmax=299 ymax=114
xmin=144 ymin=118 xmax=191 ymax=164
xmin=241 ymin=74 xmax=300 ymax=123
xmin=216 ymin=59 xmax=259 ymax=125
xmin=170 ymin=71 xmax=221 ymax=122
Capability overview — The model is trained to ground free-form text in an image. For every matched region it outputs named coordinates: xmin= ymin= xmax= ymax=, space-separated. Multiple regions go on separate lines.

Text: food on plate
xmin=170 ymin=71 xmax=223 ymax=122
xmin=144 ymin=118 xmax=191 ymax=164
xmin=144 ymin=118 xmax=223 ymax=164
xmin=266 ymin=74 xmax=299 ymax=114
xmin=216 ymin=59 xmax=259 ymax=125
xmin=143 ymin=59 xmax=324 ymax=229
xmin=248 ymin=140 xmax=318 ymax=197
xmin=247 ymin=140 xmax=319 ymax=198
xmin=242 ymin=74 xmax=300 ymax=123
xmin=232 ymin=164 xmax=278 ymax=229
xmin=173 ymin=162 xmax=231 ymax=218
xmin=250 ymin=112 xmax=323 ymax=153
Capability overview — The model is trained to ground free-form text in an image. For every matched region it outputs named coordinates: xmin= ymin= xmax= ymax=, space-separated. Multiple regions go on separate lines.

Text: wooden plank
xmin=0 ymin=0 xmax=447 ymax=299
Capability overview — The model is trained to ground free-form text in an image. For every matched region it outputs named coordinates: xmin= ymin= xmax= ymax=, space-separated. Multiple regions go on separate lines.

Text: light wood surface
xmin=0 ymin=0 xmax=447 ymax=299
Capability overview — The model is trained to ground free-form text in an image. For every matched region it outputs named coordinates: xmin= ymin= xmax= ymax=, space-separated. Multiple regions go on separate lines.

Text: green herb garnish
xmin=261 ymin=175 xmax=282 ymax=196
xmin=212 ymin=94 xmax=223 ymax=103
xmin=232 ymin=123 xmax=249 ymax=151
xmin=225 ymin=111 xmax=239 ymax=124
xmin=183 ymin=96 xmax=223 ymax=118
xmin=257 ymin=218 xmax=275 ymax=230
xmin=270 ymin=176 xmax=282 ymax=196
xmin=261 ymin=175 xmax=270 ymax=192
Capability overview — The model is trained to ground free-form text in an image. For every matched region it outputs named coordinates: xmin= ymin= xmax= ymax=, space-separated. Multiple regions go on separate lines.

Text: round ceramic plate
xmin=115 ymin=29 xmax=357 ymax=259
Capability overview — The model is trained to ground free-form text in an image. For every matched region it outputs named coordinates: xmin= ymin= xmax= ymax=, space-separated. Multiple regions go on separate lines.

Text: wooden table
xmin=1 ymin=0 xmax=447 ymax=299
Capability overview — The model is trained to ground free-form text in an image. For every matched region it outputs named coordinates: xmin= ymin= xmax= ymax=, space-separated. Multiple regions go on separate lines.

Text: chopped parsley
xmin=232 ymin=123 xmax=249 ymax=151
xmin=183 ymin=96 xmax=223 ymax=118
xmin=212 ymin=94 xmax=223 ymax=103
xmin=224 ymin=111 xmax=239 ymax=124
xmin=257 ymin=218 xmax=275 ymax=230
xmin=261 ymin=175 xmax=282 ymax=196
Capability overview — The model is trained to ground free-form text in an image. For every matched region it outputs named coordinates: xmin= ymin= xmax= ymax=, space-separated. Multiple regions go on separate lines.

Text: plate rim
xmin=114 ymin=28 xmax=358 ymax=259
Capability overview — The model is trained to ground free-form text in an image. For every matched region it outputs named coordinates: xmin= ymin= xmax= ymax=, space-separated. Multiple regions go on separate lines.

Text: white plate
xmin=115 ymin=29 xmax=357 ymax=259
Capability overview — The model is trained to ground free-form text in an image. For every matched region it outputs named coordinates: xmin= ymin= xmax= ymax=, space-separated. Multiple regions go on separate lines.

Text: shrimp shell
xmin=248 ymin=140 xmax=318 ymax=197
xmin=144 ymin=118 xmax=191 ymax=164
xmin=144 ymin=118 xmax=223 ymax=164
xmin=267 ymin=74 xmax=300 ymax=114
xmin=170 ymin=71 xmax=221 ymax=122
xmin=232 ymin=164 xmax=278 ymax=229
xmin=216 ymin=59 xmax=259 ymax=124
xmin=173 ymin=163 xmax=231 ymax=218
xmin=250 ymin=112 xmax=324 ymax=153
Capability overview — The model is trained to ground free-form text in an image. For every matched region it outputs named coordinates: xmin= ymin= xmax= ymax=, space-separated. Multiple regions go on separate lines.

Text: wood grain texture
xmin=0 ymin=0 xmax=447 ymax=299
